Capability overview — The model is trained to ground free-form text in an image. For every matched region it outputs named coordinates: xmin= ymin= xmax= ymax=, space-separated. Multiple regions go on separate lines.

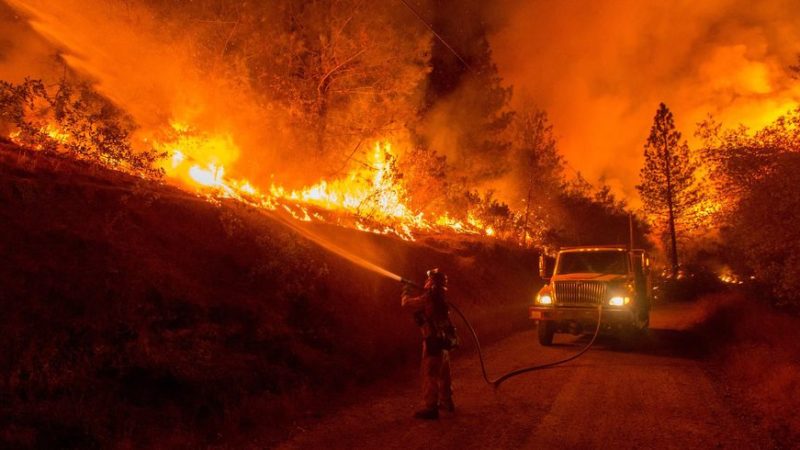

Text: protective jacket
xmin=401 ymin=290 xmax=450 ymax=341
xmin=401 ymin=286 xmax=454 ymax=412
xmin=401 ymin=290 xmax=455 ymax=355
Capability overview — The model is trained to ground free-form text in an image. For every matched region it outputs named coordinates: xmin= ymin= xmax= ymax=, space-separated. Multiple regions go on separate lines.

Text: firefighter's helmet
xmin=426 ymin=268 xmax=448 ymax=289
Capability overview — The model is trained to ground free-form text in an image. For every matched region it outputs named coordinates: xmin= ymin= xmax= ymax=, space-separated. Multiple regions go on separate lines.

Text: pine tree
xmin=636 ymin=103 xmax=698 ymax=275
xmin=507 ymin=105 xmax=563 ymax=245
xmin=419 ymin=0 xmax=513 ymax=183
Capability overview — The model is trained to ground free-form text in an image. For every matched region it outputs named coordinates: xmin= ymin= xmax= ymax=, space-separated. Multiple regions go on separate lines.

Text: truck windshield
xmin=557 ymin=251 xmax=628 ymax=275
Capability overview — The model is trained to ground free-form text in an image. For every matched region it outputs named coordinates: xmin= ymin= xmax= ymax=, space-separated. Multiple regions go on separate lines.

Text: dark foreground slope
xmin=0 ymin=143 xmax=539 ymax=448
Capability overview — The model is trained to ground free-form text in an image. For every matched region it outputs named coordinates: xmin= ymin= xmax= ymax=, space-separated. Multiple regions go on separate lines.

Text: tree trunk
xmin=662 ymin=125 xmax=679 ymax=276
xmin=522 ymin=172 xmax=534 ymax=246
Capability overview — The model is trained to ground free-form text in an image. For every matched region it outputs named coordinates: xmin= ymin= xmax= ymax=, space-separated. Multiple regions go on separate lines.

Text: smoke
xmin=1 ymin=0 xmax=290 ymax=183
xmin=0 ymin=4 xmax=61 ymax=83
xmin=490 ymin=0 xmax=800 ymax=202
xmin=4 ymin=0 xmax=799 ymax=208
xmin=1 ymin=0 xmax=438 ymax=190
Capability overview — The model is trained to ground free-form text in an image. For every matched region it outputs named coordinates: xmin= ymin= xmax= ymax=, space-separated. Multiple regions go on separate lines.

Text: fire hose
xmin=267 ymin=211 xmax=604 ymax=389
xmin=402 ymin=279 xmax=603 ymax=388
xmin=454 ymin=301 xmax=603 ymax=388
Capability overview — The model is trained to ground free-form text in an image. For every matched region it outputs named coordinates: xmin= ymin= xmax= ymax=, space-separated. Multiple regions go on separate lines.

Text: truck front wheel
xmin=537 ymin=321 xmax=556 ymax=346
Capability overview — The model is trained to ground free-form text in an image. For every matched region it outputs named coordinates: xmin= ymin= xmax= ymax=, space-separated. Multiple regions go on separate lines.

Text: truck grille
xmin=554 ymin=281 xmax=607 ymax=306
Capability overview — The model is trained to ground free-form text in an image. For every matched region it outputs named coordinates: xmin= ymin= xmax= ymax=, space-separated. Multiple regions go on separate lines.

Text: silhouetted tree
xmin=725 ymin=153 xmax=800 ymax=308
xmin=696 ymin=108 xmax=800 ymax=308
xmin=549 ymin=182 xmax=648 ymax=248
xmin=147 ymin=0 xmax=432 ymax=173
xmin=637 ymin=103 xmax=699 ymax=275
xmin=419 ymin=0 xmax=513 ymax=182
xmin=697 ymin=111 xmax=800 ymax=218
xmin=246 ymin=1 xmax=431 ymax=163
xmin=0 ymin=78 xmax=163 ymax=175
xmin=397 ymin=145 xmax=449 ymax=213
xmin=507 ymin=105 xmax=563 ymax=245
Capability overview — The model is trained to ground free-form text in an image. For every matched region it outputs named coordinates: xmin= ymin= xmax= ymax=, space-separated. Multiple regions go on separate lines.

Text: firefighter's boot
xmin=439 ymin=398 xmax=455 ymax=413
xmin=413 ymin=407 xmax=439 ymax=420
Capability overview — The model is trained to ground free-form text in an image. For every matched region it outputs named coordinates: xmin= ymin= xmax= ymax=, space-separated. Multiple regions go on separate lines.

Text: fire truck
xmin=530 ymin=245 xmax=652 ymax=346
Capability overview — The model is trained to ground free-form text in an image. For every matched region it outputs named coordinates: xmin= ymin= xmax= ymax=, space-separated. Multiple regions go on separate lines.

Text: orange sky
xmin=491 ymin=0 xmax=800 ymax=204
xmin=2 ymin=0 xmax=799 ymax=207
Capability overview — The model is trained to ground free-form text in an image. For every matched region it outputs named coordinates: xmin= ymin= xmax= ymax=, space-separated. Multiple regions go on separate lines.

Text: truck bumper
xmin=530 ymin=306 xmax=636 ymax=330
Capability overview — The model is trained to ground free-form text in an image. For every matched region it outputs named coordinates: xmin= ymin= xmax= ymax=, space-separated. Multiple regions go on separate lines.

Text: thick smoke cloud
xmin=1 ymin=0 xmax=431 ymax=187
xmin=491 ymin=0 xmax=800 ymax=202
xmin=3 ymin=0 xmax=799 ymax=204
xmin=2 ymin=0 xmax=290 ymax=182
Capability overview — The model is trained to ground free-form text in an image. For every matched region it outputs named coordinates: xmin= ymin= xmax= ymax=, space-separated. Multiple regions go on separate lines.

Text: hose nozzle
xmin=400 ymin=278 xmax=422 ymax=289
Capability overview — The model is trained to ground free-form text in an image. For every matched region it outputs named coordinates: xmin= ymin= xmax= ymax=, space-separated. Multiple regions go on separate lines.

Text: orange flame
xmin=153 ymin=131 xmax=495 ymax=240
xmin=8 ymin=119 xmax=497 ymax=241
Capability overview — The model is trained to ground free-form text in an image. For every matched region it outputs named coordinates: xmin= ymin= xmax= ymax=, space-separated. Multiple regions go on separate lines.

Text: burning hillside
xmin=156 ymin=134 xmax=496 ymax=240
xmin=0 ymin=0 xmax=664 ymax=252
xmin=4 ymin=110 xmax=494 ymax=241
xmin=0 ymin=140 xmax=538 ymax=447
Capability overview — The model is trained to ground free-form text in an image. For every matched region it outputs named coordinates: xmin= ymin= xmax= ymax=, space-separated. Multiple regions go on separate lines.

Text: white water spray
xmin=267 ymin=210 xmax=411 ymax=284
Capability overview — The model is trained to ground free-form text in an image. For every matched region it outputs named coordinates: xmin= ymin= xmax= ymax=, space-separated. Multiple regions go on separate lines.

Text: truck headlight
xmin=537 ymin=293 xmax=553 ymax=305
xmin=608 ymin=296 xmax=630 ymax=306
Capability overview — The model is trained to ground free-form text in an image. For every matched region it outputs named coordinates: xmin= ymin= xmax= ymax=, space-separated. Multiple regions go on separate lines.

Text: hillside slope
xmin=0 ymin=142 xmax=540 ymax=448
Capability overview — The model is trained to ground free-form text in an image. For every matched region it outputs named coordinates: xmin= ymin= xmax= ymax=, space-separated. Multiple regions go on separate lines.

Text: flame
xmin=718 ymin=271 xmax=743 ymax=285
xmin=153 ymin=121 xmax=240 ymax=189
xmin=42 ymin=124 xmax=70 ymax=144
xmin=155 ymin=134 xmax=496 ymax=240
xmin=188 ymin=164 xmax=225 ymax=188
xmin=8 ymin=124 xmax=70 ymax=149
xmin=287 ymin=142 xmax=426 ymax=226
xmin=8 ymin=118 xmax=497 ymax=241
xmin=171 ymin=150 xmax=185 ymax=168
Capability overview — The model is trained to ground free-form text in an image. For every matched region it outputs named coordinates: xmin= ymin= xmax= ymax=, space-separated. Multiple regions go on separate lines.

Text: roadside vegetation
xmin=636 ymin=61 xmax=800 ymax=311
xmin=0 ymin=142 xmax=541 ymax=447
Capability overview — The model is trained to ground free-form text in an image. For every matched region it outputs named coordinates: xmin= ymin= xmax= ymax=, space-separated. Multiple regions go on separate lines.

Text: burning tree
xmin=637 ymin=103 xmax=700 ymax=275
xmin=0 ymin=78 xmax=163 ymax=176
xmin=239 ymin=0 xmax=431 ymax=167
xmin=0 ymin=0 xmax=653 ymax=249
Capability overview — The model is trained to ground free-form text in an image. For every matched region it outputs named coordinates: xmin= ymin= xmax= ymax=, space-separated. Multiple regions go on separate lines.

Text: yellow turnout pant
xmin=421 ymin=342 xmax=452 ymax=409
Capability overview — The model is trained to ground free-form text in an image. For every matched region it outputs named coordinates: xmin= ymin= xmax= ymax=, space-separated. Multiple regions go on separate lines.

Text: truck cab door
xmin=631 ymin=251 xmax=650 ymax=311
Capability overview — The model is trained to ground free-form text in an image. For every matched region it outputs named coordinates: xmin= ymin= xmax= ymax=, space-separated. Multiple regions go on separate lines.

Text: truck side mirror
xmin=539 ymin=254 xmax=553 ymax=281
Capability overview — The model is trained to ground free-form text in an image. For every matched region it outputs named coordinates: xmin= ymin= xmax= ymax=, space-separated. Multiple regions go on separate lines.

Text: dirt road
xmin=276 ymin=303 xmax=771 ymax=449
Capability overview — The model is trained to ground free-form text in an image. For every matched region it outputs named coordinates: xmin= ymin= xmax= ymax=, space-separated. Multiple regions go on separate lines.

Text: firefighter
xmin=401 ymin=268 xmax=455 ymax=420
